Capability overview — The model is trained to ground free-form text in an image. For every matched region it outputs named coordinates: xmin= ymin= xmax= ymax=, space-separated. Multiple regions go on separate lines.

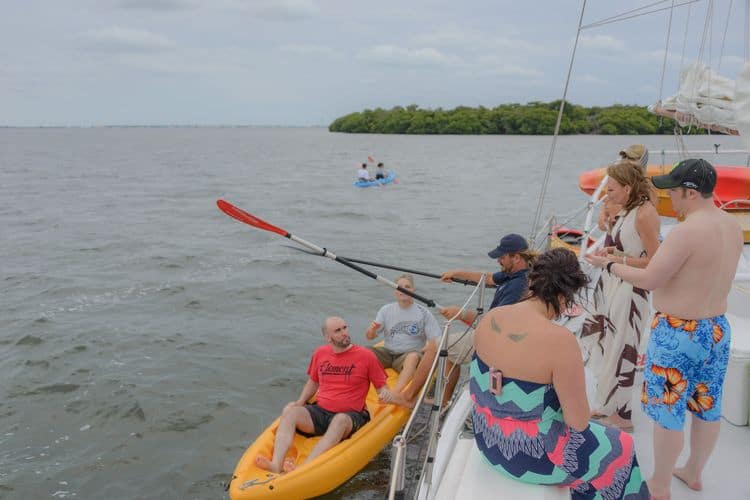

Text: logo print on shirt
xmin=319 ymin=361 xmax=356 ymax=378
xmin=388 ymin=320 xmax=423 ymax=338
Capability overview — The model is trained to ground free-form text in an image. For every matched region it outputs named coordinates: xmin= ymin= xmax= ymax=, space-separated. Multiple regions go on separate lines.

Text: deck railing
xmin=387 ymin=274 xmax=487 ymax=500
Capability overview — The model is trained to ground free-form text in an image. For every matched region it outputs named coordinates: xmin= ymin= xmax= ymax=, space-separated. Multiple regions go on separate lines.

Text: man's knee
xmin=328 ymin=413 xmax=353 ymax=436
xmin=405 ymin=351 xmax=420 ymax=365
xmin=281 ymin=405 xmax=309 ymax=425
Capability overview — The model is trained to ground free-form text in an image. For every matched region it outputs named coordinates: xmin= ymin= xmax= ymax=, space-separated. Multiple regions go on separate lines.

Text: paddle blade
xmin=367 ymin=156 xmax=375 ymax=163
xmin=216 ymin=199 xmax=289 ymax=237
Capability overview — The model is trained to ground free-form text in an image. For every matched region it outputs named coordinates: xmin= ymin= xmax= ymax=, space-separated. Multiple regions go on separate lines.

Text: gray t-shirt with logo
xmin=375 ymin=302 xmax=441 ymax=353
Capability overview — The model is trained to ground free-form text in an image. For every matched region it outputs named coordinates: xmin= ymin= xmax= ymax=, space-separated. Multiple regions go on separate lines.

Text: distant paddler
xmin=357 ymin=163 xmax=373 ymax=182
xmin=255 ymin=316 xmax=412 ymax=474
xmin=375 ymin=162 xmax=387 ymax=180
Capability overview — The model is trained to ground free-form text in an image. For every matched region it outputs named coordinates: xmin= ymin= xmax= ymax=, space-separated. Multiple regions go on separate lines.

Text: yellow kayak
xmin=228 ymin=368 xmax=411 ymax=499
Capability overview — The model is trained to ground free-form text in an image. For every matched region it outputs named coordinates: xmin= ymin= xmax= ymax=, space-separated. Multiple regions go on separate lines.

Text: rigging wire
xmin=681 ymin=2 xmax=693 ymax=70
xmin=717 ymin=0 xmax=734 ymax=74
xmin=581 ymin=0 xmax=672 ymax=28
xmin=658 ymin=0 xmax=678 ymax=105
xmin=581 ymin=0 xmax=701 ymax=30
xmin=529 ymin=0 xmax=587 ymax=248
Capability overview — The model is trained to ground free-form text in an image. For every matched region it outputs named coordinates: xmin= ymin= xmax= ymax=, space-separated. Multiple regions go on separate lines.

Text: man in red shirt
xmin=255 ymin=316 xmax=412 ymax=473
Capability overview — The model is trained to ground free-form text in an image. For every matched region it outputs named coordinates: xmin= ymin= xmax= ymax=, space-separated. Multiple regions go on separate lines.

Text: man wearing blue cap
xmin=440 ymin=233 xmax=534 ymax=322
xmin=427 ymin=233 xmax=536 ymax=404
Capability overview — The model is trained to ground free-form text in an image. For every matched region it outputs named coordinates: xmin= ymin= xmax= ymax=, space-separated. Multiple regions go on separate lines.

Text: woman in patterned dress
xmin=471 ymin=248 xmax=649 ymax=499
xmin=580 ymin=160 xmax=661 ymax=431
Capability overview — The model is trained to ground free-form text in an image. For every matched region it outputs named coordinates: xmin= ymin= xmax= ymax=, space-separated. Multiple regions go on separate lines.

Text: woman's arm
xmin=628 ymin=202 xmax=661 ymax=268
xmin=588 ymin=222 xmax=692 ymax=290
xmin=551 ymin=333 xmax=590 ymax=431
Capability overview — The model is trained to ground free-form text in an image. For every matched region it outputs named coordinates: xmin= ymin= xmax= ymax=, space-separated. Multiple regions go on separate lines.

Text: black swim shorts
xmin=301 ymin=404 xmax=370 ymax=437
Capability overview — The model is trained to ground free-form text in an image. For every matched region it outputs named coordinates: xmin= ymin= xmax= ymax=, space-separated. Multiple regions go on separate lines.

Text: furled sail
xmin=650 ymin=62 xmax=740 ymax=136
xmin=733 ymin=63 xmax=750 ymax=150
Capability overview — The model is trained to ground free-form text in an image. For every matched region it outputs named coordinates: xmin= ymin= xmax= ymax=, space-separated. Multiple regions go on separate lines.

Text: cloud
xmin=415 ymin=29 xmax=546 ymax=55
xmin=357 ymin=45 xmax=461 ymax=67
xmin=114 ymin=0 xmax=196 ymax=11
xmin=221 ymin=0 xmax=319 ymax=21
xmin=278 ymin=44 xmax=339 ymax=58
xmin=113 ymin=47 xmax=253 ymax=76
xmin=579 ymin=34 xmax=626 ymax=52
xmin=76 ymin=27 xmax=176 ymax=53
xmin=475 ymin=55 xmax=542 ymax=77
xmin=576 ymin=74 xmax=607 ymax=85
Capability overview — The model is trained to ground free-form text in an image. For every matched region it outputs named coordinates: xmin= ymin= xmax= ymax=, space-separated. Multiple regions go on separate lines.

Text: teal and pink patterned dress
xmin=470 ymin=354 xmax=649 ymax=499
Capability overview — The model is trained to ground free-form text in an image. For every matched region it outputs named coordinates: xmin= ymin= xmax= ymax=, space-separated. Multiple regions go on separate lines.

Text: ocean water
xmin=1 ymin=127 xmax=746 ymax=499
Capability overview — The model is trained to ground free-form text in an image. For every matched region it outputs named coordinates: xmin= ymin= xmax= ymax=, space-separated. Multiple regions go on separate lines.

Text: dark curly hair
xmin=527 ymin=248 xmax=590 ymax=317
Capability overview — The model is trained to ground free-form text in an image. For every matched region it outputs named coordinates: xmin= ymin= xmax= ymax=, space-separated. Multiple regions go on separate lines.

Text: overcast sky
xmin=2 ymin=0 xmax=747 ymax=126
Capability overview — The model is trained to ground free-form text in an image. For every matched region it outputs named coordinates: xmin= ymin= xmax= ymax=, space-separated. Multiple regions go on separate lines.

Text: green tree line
xmin=328 ymin=101 xmax=708 ymax=135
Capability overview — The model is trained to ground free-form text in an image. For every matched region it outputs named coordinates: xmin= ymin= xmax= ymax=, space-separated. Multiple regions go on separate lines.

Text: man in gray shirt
xmin=365 ymin=274 xmax=441 ymax=393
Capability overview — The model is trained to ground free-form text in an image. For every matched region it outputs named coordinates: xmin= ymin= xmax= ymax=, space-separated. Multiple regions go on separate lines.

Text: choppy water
xmin=1 ymin=128 xmax=746 ymax=499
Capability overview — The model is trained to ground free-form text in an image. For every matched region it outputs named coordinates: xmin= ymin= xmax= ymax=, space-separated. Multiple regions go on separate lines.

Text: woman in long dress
xmin=581 ymin=160 xmax=661 ymax=431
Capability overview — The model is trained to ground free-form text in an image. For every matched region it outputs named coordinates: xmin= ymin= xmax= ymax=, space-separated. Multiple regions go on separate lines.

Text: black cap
xmin=488 ymin=233 xmax=528 ymax=259
xmin=651 ymin=158 xmax=717 ymax=194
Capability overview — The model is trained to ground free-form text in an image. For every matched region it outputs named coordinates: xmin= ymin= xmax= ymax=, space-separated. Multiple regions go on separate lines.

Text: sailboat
xmin=386 ymin=2 xmax=750 ymax=499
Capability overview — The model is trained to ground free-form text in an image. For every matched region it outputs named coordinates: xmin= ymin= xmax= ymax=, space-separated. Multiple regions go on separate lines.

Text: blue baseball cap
xmin=488 ymin=233 xmax=528 ymax=259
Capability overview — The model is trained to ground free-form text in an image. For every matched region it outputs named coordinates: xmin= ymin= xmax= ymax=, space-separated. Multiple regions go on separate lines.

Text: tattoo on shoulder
xmin=490 ymin=317 xmax=502 ymax=334
xmin=508 ymin=332 xmax=528 ymax=342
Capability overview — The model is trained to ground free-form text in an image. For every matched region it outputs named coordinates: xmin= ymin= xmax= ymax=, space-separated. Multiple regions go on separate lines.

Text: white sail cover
xmin=733 ymin=62 xmax=750 ymax=150
xmin=653 ymin=62 xmax=738 ymax=131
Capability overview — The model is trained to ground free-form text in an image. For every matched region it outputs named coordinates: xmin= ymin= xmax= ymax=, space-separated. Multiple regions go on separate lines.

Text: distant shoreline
xmin=0 ymin=124 xmax=326 ymax=129
xmin=328 ymin=101 xmax=710 ymax=135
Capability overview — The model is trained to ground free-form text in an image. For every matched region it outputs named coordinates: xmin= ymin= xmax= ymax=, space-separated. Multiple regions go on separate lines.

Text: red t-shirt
xmin=307 ymin=344 xmax=387 ymax=413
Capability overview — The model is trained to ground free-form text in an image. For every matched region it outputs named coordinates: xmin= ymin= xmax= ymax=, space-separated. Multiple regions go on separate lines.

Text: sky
xmin=2 ymin=0 xmax=748 ymax=126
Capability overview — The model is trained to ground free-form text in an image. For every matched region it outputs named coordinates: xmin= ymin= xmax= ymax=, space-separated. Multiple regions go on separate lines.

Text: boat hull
xmin=354 ymin=171 xmax=397 ymax=188
xmin=548 ymin=226 xmax=595 ymax=255
xmin=578 ymin=164 xmax=750 ymax=217
xmin=228 ymin=368 xmax=410 ymax=499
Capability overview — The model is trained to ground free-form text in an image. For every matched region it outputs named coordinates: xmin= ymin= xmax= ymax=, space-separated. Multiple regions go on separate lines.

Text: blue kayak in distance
xmin=354 ymin=171 xmax=397 ymax=188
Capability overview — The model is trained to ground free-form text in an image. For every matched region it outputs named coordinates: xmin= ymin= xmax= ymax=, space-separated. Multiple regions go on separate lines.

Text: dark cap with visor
xmin=488 ymin=233 xmax=528 ymax=259
xmin=651 ymin=158 xmax=717 ymax=194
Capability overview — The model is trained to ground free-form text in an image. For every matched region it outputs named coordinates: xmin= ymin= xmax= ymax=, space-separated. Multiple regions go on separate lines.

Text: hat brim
xmin=488 ymin=248 xmax=504 ymax=259
xmin=651 ymin=174 xmax=680 ymax=190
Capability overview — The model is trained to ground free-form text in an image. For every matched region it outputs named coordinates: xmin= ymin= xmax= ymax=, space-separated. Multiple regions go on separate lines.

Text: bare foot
xmin=282 ymin=458 xmax=297 ymax=473
xmin=646 ymin=479 xmax=670 ymax=500
xmin=255 ymin=455 xmax=280 ymax=473
xmin=673 ymin=467 xmax=702 ymax=491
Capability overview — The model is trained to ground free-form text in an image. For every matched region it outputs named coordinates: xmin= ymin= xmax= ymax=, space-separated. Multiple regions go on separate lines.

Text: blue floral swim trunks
xmin=641 ymin=312 xmax=731 ymax=430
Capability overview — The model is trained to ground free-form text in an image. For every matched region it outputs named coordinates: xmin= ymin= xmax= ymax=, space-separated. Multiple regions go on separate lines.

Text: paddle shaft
xmin=282 ymin=245 xmax=495 ymax=288
xmin=217 ymin=200 xmax=440 ymax=308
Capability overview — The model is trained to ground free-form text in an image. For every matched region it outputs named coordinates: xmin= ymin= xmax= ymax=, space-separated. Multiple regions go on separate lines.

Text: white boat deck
xmin=632 ymin=415 xmax=750 ymax=499
xmin=419 ymin=385 xmax=750 ymax=500
xmin=413 ymin=248 xmax=750 ymax=499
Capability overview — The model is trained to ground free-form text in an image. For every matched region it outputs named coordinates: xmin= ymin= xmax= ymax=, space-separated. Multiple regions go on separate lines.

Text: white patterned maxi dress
xmin=580 ymin=207 xmax=650 ymax=420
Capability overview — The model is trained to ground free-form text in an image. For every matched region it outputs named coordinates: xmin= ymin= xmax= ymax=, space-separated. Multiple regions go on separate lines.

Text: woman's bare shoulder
xmin=545 ymin=323 xmax=580 ymax=349
xmin=636 ymin=200 xmax=659 ymax=219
